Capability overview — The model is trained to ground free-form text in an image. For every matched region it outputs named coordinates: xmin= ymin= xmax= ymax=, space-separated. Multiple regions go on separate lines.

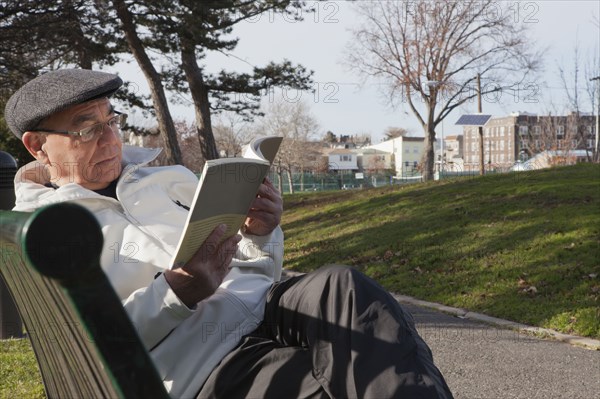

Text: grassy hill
xmin=281 ymin=163 xmax=600 ymax=339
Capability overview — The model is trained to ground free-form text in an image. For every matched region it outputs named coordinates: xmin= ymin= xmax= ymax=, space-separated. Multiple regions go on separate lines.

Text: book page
xmin=243 ymin=136 xmax=283 ymax=164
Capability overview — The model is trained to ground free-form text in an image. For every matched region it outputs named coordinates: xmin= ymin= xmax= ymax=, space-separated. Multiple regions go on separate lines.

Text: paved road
xmin=404 ymin=303 xmax=600 ymax=399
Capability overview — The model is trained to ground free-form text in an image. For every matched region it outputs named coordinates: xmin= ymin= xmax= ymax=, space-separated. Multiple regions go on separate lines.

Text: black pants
xmin=198 ymin=265 xmax=453 ymax=399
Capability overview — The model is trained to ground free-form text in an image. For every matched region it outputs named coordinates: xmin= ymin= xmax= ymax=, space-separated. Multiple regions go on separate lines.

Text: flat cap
xmin=4 ymin=69 xmax=123 ymax=138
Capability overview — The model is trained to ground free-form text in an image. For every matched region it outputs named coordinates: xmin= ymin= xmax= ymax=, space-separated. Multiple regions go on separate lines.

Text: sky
xmin=117 ymin=1 xmax=600 ymax=144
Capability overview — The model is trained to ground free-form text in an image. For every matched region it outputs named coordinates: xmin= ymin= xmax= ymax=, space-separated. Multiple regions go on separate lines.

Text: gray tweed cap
xmin=4 ymin=69 xmax=123 ymax=138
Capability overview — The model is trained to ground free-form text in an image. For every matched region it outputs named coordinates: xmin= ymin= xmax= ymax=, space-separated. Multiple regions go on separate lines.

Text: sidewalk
xmin=398 ymin=296 xmax=600 ymax=399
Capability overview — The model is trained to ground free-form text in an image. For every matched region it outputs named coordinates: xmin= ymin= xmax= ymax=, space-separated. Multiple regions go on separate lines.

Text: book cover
xmin=170 ymin=136 xmax=282 ymax=267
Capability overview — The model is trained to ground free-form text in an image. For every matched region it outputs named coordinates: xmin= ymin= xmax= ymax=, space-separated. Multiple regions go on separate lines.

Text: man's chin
xmin=86 ymin=159 xmax=123 ymax=187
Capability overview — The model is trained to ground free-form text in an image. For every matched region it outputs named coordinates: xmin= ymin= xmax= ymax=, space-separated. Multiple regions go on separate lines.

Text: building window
xmin=340 ymin=155 xmax=351 ymax=162
xmin=557 ymin=126 xmax=564 ymax=138
xmin=413 ymin=147 xmax=419 ymax=153
xmin=533 ymin=126 xmax=541 ymax=135
xmin=405 ymin=147 xmax=410 ymax=153
xmin=413 ymin=161 xmax=418 ymax=168
xmin=519 ymin=125 xmax=528 ymax=136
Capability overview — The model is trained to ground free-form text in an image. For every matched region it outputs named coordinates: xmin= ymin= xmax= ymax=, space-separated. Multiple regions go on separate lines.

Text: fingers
xmin=247 ymin=206 xmax=279 ymax=223
xmin=256 ymin=178 xmax=281 ymax=201
xmin=252 ymin=180 xmax=283 ymax=215
xmin=189 ymin=224 xmax=241 ymax=268
xmin=250 ymin=196 xmax=279 ymax=215
xmin=219 ymin=233 xmax=242 ymax=268
xmin=169 ymin=225 xmax=241 ymax=306
xmin=243 ymin=178 xmax=283 ymax=236
xmin=202 ymin=224 xmax=228 ymax=255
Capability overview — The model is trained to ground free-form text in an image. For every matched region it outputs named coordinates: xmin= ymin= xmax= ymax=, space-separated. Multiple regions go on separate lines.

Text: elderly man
xmin=5 ymin=69 xmax=452 ymax=398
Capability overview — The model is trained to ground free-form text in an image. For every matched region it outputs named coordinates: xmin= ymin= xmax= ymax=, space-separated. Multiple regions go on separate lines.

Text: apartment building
xmin=463 ymin=113 xmax=597 ymax=170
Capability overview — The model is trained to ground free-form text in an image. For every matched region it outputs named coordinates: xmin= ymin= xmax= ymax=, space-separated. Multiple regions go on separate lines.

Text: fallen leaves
xmin=518 ymin=276 xmax=539 ymax=296
xmin=563 ymin=242 xmax=576 ymax=250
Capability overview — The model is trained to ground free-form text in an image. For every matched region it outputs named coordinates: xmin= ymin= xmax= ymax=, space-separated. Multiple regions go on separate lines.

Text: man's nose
xmin=98 ymin=122 xmax=121 ymax=145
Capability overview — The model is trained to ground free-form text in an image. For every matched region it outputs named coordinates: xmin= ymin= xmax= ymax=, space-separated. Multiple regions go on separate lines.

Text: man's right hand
xmin=164 ymin=224 xmax=242 ymax=308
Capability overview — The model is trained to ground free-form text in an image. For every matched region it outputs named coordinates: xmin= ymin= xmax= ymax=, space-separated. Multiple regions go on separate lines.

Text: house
xmin=366 ymin=136 xmax=431 ymax=176
xmin=326 ymin=148 xmax=358 ymax=172
xmin=442 ymin=135 xmax=464 ymax=172
xmin=357 ymin=148 xmax=394 ymax=173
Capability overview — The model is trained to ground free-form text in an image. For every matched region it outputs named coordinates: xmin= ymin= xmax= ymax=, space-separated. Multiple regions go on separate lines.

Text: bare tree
xmin=347 ymin=1 xmax=541 ymax=180
xmin=383 ymin=127 xmax=410 ymax=140
xmin=585 ymin=50 xmax=600 ymax=162
xmin=256 ymin=99 xmax=320 ymax=193
xmin=557 ymin=40 xmax=594 ymax=162
xmin=519 ymin=113 xmax=582 ymax=168
xmin=175 ymin=120 xmax=204 ymax=173
xmin=213 ymin=112 xmax=253 ymax=158
xmin=365 ymin=155 xmax=387 ymax=175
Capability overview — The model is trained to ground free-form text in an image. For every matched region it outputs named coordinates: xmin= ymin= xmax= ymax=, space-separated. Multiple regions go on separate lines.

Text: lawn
xmin=0 ymin=338 xmax=44 ymax=398
xmin=1 ymin=163 xmax=598 ymax=397
xmin=282 ymin=163 xmax=600 ymax=339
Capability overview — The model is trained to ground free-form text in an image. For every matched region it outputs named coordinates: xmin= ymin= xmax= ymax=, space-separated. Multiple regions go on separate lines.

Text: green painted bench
xmin=0 ymin=203 xmax=169 ymax=398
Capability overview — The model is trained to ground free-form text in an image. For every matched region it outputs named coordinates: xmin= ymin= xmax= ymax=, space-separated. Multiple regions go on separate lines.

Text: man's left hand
xmin=243 ymin=177 xmax=282 ymax=236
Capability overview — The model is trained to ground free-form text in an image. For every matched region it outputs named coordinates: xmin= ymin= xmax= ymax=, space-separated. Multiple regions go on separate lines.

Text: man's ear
xmin=22 ymin=132 xmax=49 ymax=163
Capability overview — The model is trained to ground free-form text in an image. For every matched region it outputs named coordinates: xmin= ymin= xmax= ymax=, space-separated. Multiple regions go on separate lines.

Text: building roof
xmin=444 ymin=135 xmax=462 ymax=140
xmin=328 ymin=148 xmax=355 ymax=155
xmin=359 ymin=148 xmax=390 ymax=155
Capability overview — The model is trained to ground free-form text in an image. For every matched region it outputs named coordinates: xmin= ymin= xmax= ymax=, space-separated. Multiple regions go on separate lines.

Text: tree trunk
xmin=65 ymin=0 xmax=92 ymax=70
xmin=113 ymin=0 xmax=183 ymax=165
xmin=478 ymin=126 xmax=485 ymax=175
xmin=477 ymin=74 xmax=485 ymax=175
xmin=180 ymin=42 xmax=219 ymax=161
xmin=422 ymin=123 xmax=436 ymax=181
xmin=285 ymin=169 xmax=294 ymax=194
xmin=276 ymin=163 xmax=283 ymax=194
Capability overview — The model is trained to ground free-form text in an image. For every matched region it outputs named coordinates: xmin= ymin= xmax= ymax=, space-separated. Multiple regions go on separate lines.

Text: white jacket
xmin=13 ymin=145 xmax=284 ymax=398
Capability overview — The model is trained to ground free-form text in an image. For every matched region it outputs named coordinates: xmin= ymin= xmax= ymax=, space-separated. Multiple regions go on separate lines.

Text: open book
xmin=170 ymin=136 xmax=283 ymax=267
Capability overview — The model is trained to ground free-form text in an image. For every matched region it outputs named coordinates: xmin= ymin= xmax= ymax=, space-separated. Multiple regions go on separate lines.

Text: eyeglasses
xmin=31 ymin=112 xmax=127 ymax=143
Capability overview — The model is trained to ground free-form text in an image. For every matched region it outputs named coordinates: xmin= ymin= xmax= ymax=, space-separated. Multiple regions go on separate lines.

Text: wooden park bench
xmin=0 ymin=203 xmax=170 ymax=398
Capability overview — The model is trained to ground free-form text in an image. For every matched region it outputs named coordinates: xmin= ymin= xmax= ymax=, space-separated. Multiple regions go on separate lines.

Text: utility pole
xmin=477 ymin=73 xmax=485 ymax=175
xmin=591 ymin=76 xmax=600 ymax=162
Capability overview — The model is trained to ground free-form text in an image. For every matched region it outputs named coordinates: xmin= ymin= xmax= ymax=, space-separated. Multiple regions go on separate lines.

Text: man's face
xmin=34 ymin=98 xmax=123 ymax=190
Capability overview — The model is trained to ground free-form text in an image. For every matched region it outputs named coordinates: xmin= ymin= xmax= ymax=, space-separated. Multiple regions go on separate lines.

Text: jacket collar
xmin=13 ymin=145 xmax=163 ymax=210
xmin=121 ymin=145 xmax=163 ymax=165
